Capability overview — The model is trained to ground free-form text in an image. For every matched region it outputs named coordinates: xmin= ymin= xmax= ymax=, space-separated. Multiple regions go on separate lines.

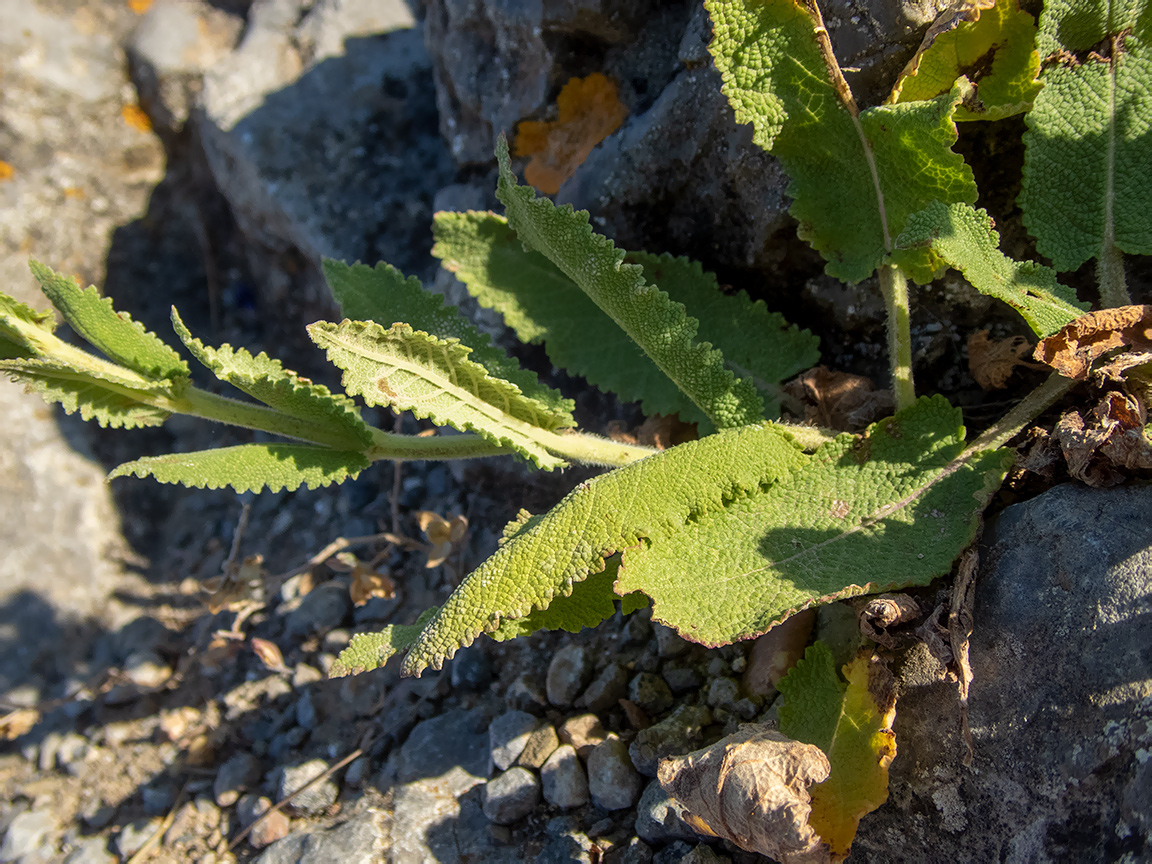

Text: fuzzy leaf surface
xmin=402 ymin=424 xmax=808 ymax=675
xmin=778 ymin=643 xmax=897 ymax=858
xmin=322 ymin=259 xmax=574 ymax=421
xmin=495 ymin=137 xmax=764 ymax=428
xmin=434 ymin=212 xmax=819 ymax=421
xmin=171 ymin=309 xmax=373 ymax=451
xmin=896 ymin=201 xmax=1088 ymax=335
xmin=890 ymin=0 xmax=1042 ymax=120
xmin=108 ymin=443 xmax=368 ymax=492
xmin=0 ymin=292 xmax=55 ymax=359
xmin=615 ymin=397 xmax=1013 ymax=645
xmin=330 ymin=608 xmax=439 ymax=677
xmin=0 ymin=358 xmax=171 ymax=428
xmin=706 ymin=0 xmax=977 ymax=282
xmin=28 ymin=260 xmax=188 ymax=381
xmin=308 ymin=319 xmax=569 ymax=469
xmin=1019 ymin=0 xmax=1152 ymax=270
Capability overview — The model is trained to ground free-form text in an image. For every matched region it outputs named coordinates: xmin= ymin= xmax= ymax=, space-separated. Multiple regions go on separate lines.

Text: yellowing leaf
xmin=514 ymin=73 xmax=628 ymax=194
xmin=779 ymin=643 xmax=897 ymax=860
xmin=121 ymin=104 xmax=153 ymax=132
xmin=890 ymin=0 xmax=1042 ymax=120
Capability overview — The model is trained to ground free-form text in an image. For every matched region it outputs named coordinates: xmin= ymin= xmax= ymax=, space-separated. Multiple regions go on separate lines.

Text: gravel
xmin=489 ymin=709 xmax=539 ymax=771
xmin=483 ymin=767 xmax=541 ymax=824
xmin=278 ymin=759 xmax=339 ymax=816
xmin=540 ymin=745 xmax=590 ymax=809
xmin=587 ymin=736 xmax=642 ymax=811
xmin=546 ymin=645 xmax=594 ymax=707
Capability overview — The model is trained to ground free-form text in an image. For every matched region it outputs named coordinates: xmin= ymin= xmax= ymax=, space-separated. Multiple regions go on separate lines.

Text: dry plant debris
xmin=514 ymin=73 xmax=628 ymax=194
xmin=783 ymin=366 xmax=894 ymax=430
xmin=967 ymin=329 xmax=1040 ymax=389
xmin=1034 ymin=305 xmax=1152 ymax=379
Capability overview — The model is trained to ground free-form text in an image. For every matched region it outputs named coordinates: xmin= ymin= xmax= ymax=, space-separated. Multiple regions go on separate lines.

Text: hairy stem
xmin=880 ymin=265 xmax=915 ymax=410
xmin=1097 ymin=245 xmax=1130 ymax=309
xmin=966 ymin=372 xmax=1074 ymax=454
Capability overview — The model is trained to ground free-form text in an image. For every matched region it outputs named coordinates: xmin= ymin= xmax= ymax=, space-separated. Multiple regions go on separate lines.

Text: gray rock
xmin=677 ymin=846 xmax=730 ymax=864
xmin=653 ymin=623 xmax=690 ymax=659
xmin=236 ymin=794 xmax=273 ymax=828
xmin=398 ymin=709 xmax=488 ymax=783
xmin=661 ymin=664 xmax=704 ymax=695
xmin=705 ymin=677 xmax=740 ymax=712
xmin=629 ymin=704 xmax=712 ymax=778
xmin=255 ymin=810 xmax=383 ymax=864
xmin=652 ymin=840 xmax=693 ymax=864
xmin=343 ymin=757 xmax=370 ymax=789
xmin=214 ymin=752 xmax=263 ymax=807
xmin=115 ymin=818 xmax=162 ymax=859
xmin=506 ymin=672 xmax=549 ymax=712
xmin=629 ymin=672 xmax=674 ymax=715
xmin=604 ymin=837 xmax=654 ymax=864
xmin=534 ymin=829 xmax=596 ymax=863
xmin=0 ymin=810 xmax=57 ymax=861
xmin=62 ymin=837 xmax=115 ymax=864
xmin=547 ymin=644 xmax=594 ymax=707
xmin=587 ymin=736 xmax=642 ymax=811
xmin=518 ymin=723 xmax=561 ymax=770
xmin=278 ymin=759 xmax=339 ymax=816
xmin=53 ymin=732 xmax=90 ymax=773
xmin=482 ymin=767 xmax=541 ymax=825
xmin=285 ymin=584 xmax=353 ymax=637
xmin=449 ymin=644 xmax=494 ymax=691
xmin=389 ymin=766 xmax=487 ymax=864
xmin=578 ymin=663 xmax=629 ymax=712
xmin=852 ymin=484 xmax=1152 ymax=862
xmin=489 ymin=709 xmax=539 ymax=771
xmin=635 ymin=780 xmax=699 ymax=844
xmin=541 ymin=745 xmax=590 ymax=809
xmin=294 ymin=690 xmax=320 ymax=730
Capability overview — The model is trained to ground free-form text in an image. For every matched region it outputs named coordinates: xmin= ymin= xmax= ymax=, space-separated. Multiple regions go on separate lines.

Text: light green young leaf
xmin=28 ymin=260 xmax=189 ymax=381
xmin=494 ymin=138 xmax=766 ymax=429
xmin=433 ymin=212 xmax=819 ymax=422
xmin=0 ymin=292 xmax=56 ymax=359
xmin=108 ymin=443 xmax=368 ymax=492
xmin=1019 ymin=0 xmax=1152 ymax=272
xmin=615 ymin=396 xmax=1012 ymax=645
xmin=488 ymin=558 xmax=648 ymax=641
xmin=308 ymin=319 xmax=570 ymax=469
xmin=170 ymin=309 xmax=373 ymax=451
xmin=330 ymin=608 xmax=439 ymax=677
xmin=706 ymin=0 xmax=977 ymax=283
xmin=896 ymin=201 xmax=1088 ymax=336
xmin=402 ymin=424 xmax=808 ymax=675
xmin=778 ymin=643 xmax=897 ymax=858
xmin=322 ymin=259 xmax=574 ymax=421
xmin=0 ymin=358 xmax=171 ymax=428
xmin=890 ymin=0 xmax=1042 ymax=120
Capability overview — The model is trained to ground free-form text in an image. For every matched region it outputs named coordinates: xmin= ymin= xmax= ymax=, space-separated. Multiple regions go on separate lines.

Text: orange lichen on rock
xmin=121 ymin=104 xmax=153 ymax=133
xmin=515 ymin=73 xmax=628 ymax=194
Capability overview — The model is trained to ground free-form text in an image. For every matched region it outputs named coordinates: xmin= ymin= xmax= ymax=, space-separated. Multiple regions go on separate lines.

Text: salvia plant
xmin=2 ymin=0 xmax=1147 ymax=854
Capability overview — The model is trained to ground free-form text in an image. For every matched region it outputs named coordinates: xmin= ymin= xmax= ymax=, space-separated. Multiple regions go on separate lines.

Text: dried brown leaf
xmin=417 ymin=512 xmax=468 ymax=568
xmin=250 ymin=638 xmax=287 ymax=673
xmin=784 ymin=366 xmax=893 ymax=431
xmin=349 ymin=565 xmax=396 ymax=606
xmin=858 ymin=594 xmax=921 ymax=648
xmin=968 ymin=330 xmax=1039 ymax=390
xmin=1053 ymin=410 xmax=1122 ymax=486
xmin=1034 ymin=305 xmax=1152 ymax=380
xmin=658 ymin=725 xmax=831 ymax=864
xmin=607 ymin=414 xmax=698 ymax=450
xmin=0 ymin=708 xmax=40 ymax=740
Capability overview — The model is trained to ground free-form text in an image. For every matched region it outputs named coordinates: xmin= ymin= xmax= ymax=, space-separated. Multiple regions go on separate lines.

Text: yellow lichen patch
xmin=514 ymin=73 xmax=627 ymax=195
xmin=128 ymin=0 xmax=153 ymax=14
xmin=121 ymin=104 xmax=153 ymax=133
xmin=0 ymin=161 xmax=13 ymax=182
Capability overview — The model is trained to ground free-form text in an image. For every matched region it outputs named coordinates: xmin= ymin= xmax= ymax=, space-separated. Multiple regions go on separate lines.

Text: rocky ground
xmin=1 ymin=1 xmax=1150 ymax=863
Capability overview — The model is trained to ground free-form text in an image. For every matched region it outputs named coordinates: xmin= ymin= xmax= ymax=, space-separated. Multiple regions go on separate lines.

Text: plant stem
xmin=174 ymin=388 xmax=364 ymax=450
xmin=1097 ymin=245 xmax=1131 ymax=308
xmin=539 ymin=431 xmax=657 ymax=467
xmin=879 ymin=265 xmax=915 ymax=410
xmin=965 ymin=372 xmax=1074 ymax=454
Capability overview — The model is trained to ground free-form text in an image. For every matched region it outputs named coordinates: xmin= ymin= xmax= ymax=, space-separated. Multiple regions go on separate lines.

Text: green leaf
xmin=108 ymin=443 xmax=368 ymax=492
xmin=494 ymin=138 xmax=766 ymax=429
xmin=322 ymin=259 xmax=574 ymax=422
xmin=615 ymin=396 xmax=1013 ymax=645
xmin=433 ymin=213 xmax=820 ymax=422
xmin=170 ymin=309 xmax=373 ymax=451
xmin=890 ymin=0 xmax=1042 ymax=120
xmin=28 ymin=260 xmax=189 ymax=381
xmin=0 ymin=358 xmax=171 ymax=428
xmin=1019 ymin=0 xmax=1152 ymax=270
xmin=706 ymin=0 xmax=977 ymax=283
xmin=401 ymin=423 xmax=808 ymax=675
xmin=488 ymin=557 xmax=648 ymax=640
xmin=896 ymin=201 xmax=1088 ymax=336
xmin=329 ymin=608 xmax=439 ymax=677
xmin=0 ymin=292 xmax=56 ymax=359
xmin=778 ymin=643 xmax=897 ymax=858
xmin=308 ymin=319 xmax=570 ymax=469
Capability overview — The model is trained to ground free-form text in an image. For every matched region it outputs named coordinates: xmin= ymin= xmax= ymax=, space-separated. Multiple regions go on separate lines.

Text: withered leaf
xmin=658 ymin=725 xmax=831 ymax=864
xmin=349 ymin=564 xmax=396 ymax=606
xmin=0 ymin=708 xmax=40 ymax=741
xmin=606 ymin=413 xmax=698 ymax=450
xmin=250 ymin=637 xmax=287 ymax=673
xmin=514 ymin=73 xmax=628 ymax=195
xmin=967 ymin=330 xmax=1038 ymax=390
xmin=1034 ymin=305 xmax=1152 ymax=380
xmin=858 ymin=594 xmax=921 ymax=648
xmin=784 ymin=366 xmax=893 ymax=431
xmin=417 ymin=511 xmax=468 ymax=568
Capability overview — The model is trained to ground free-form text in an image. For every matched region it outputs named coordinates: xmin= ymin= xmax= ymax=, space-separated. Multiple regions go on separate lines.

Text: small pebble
xmin=629 ymin=672 xmax=673 ymax=715
xmin=450 ymin=645 xmax=494 ymax=690
xmin=506 ymin=673 xmax=549 ymax=712
xmin=63 ymin=837 xmax=115 ymax=864
xmin=587 ymin=736 xmax=642 ymax=810
xmin=278 ymin=758 xmax=339 ymax=815
xmin=343 ymin=756 xmax=371 ymax=788
xmin=547 ymin=645 xmax=594 ymax=707
xmin=559 ymin=714 xmax=608 ymax=758
xmin=482 ymin=767 xmax=541 ymax=824
xmin=295 ymin=691 xmax=320 ymax=729
xmin=661 ymin=664 xmax=704 ymax=695
xmin=489 ymin=710 xmax=539 ymax=771
xmin=285 ymin=583 xmax=352 ymax=637
xmin=0 ymin=809 xmax=58 ymax=860
xmin=125 ymin=650 xmax=173 ymax=689
xmin=214 ymin=753 xmax=262 ymax=807
xmin=605 ymin=837 xmax=654 ymax=864
xmin=518 ymin=723 xmax=560 ymax=770
xmin=707 ymin=677 xmax=741 ymax=711
xmin=653 ymin=623 xmax=690 ymax=658
xmin=116 ymin=818 xmax=162 ymax=859
xmin=541 ymin=745 xmax=590 ymax=809
xmin=248 ymin=809 xmax=291 ymax=849
xmin=577 ymin=663 xmax=628 ymax=713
